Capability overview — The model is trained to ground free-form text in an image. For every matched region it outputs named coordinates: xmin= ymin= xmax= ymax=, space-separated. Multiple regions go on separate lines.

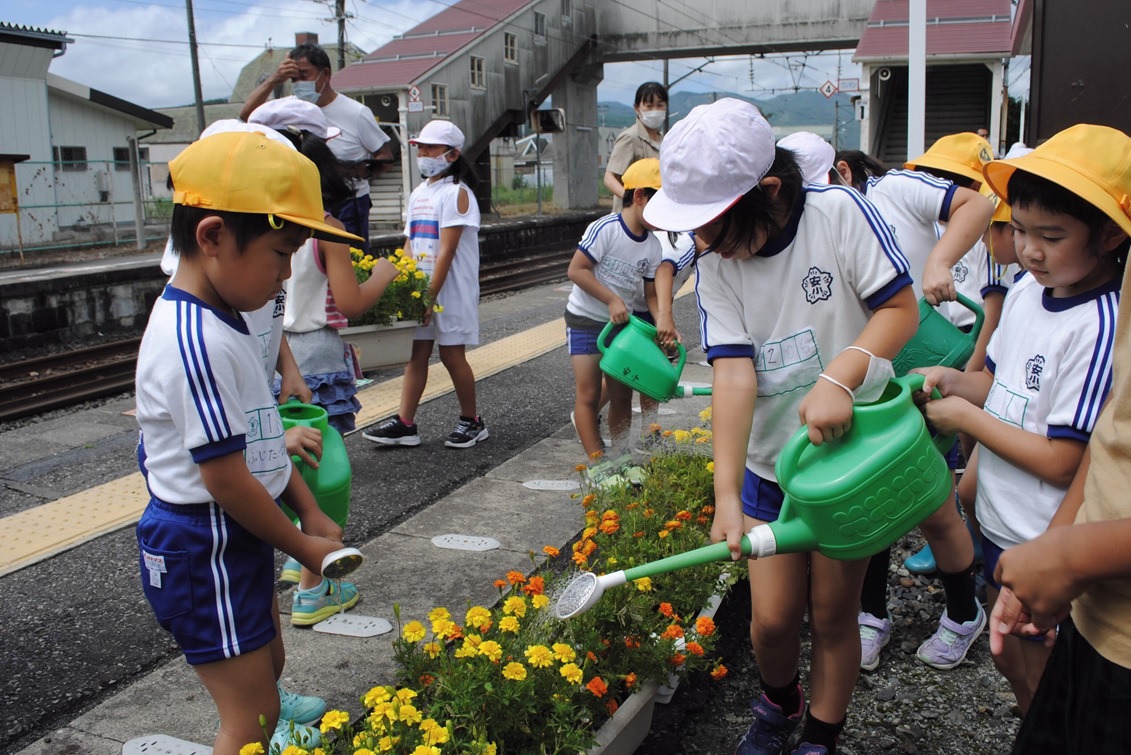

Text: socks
xmin=761 ymin=672 xmax=802 ymax=716
xmin=940 ymin=560 xmax=978 ymax=624
xmin=860 ymin=546 xmax=892 ymax=617
xmin=799 ymin=713 xmax=845 ymax=753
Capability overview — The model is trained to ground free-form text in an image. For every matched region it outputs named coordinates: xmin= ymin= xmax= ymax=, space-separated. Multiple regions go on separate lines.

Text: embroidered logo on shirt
xmin=1025 ymin=354 xmax=1045 ymax=391
xmin=637 ymin=258 xmax=650 ymax=274
xmin=951 ymin=260 xmax=969 ymax=283
xmin=802 ymin=266 xmax=834 ymax=304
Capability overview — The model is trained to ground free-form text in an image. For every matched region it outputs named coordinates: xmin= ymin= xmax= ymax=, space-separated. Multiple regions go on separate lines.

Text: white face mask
xmin=639 ymin=109 xmax=666 ymax=131
xmin=417 ymin=151 xmax=452 ymax=178
xmin=292 ymin=74 xmax=324 ymax=104
xmin=846 ymin=346 xmax=896 ymax=404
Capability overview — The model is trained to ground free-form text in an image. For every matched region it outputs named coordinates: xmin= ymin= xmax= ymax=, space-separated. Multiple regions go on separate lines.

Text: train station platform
xmin=1 ymin=277 xmax=709 ymax=754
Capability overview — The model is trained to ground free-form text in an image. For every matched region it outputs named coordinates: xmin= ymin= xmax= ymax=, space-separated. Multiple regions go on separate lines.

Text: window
xmin=561 ymin=0 xmax=572 ymax=18
xmin=504 ymin=31 xmax=518 ymax=64
xmin=56 ymin=146 xmax=87 ymax=172
xmin=431 ymin=83 xmax=450 ymax=117
xmin=470 ymin=55 xmax=486 ymax=90
xmin=113 ymin=146 xmax=150 ymax=171
xmin=533 ymin=11 xmax=546 ymax=40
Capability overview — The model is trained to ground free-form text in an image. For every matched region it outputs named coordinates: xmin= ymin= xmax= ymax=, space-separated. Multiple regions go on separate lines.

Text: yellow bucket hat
xmin=980 ymin=182 xmax=1010 ymax=223
xmin=983 ymin=124 xmax=1131 ymax=238
xmin=170 ymin=131 xmax=362 ymax=243
xmin=622 ymin=157 xmax=663 ymax=190
xmin=905 ymin=132 xmax=995 ymax=185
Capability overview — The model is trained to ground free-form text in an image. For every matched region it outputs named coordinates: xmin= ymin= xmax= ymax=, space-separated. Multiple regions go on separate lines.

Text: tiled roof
xmin=854 ymin=0 xmax=1012 ymax=61
xmin=333 ymin=0 xmax=532 ymax=92
xmin=0 ymin=21 xmax=71 ymax=49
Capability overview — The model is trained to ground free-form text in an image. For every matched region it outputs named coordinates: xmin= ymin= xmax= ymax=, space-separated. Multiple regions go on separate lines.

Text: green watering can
xmin=278 ymin=402 xmax=352 ymax=528
xmin=554 ymin=374 xmax=952 ymax=618
xmin=598 ymin=315 xmax=687 ymax=401
xmin=892 ymin=293 xmax=984 ymax=376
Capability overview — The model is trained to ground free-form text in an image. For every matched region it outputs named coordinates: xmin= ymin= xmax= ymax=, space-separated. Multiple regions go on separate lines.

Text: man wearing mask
xmin=603 ymin=81 xmax=668 ymax=212
xmin=241 ymin=42 xmax=391 ymax=251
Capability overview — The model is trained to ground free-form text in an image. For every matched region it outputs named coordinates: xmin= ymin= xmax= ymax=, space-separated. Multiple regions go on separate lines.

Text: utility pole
xmin=184 ymin=0 xmax=206 ymax=138
xmin=335 ymin=0 xmax=346 ymax=71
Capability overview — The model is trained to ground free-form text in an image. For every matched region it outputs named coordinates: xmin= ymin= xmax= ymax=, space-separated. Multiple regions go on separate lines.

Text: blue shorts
xmin=567 ymin=325 xmax=602 ymax=356
xmin=741 ymin=469 xmax=786 ymax=521
xmin=632 ymin=311 xmax=655 ymax=326
xmin=137 ymin=498 xmax=276 ymax=665
xmin=981 ymin=534 xmax=1046 ymax=643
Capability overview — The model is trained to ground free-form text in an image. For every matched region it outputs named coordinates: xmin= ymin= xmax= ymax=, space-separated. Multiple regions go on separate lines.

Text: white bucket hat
xmin=247 ymin=97 xmax=341 ymax=140
xmin=643 ymin=98 xmax=776 ymax=232
xmin=777 ymin=131 xmax=834 ymax=186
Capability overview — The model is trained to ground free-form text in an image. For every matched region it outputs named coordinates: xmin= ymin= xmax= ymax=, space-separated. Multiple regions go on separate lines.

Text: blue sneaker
xmin=279 ymin=557 xmax=301 ymax=585
xmin=791 ymin=745 xmax=829 ymax=755
xmin=734 ymin=687 xmax=805 ymax=755
xmin=904 ymin=543 xmax=937 ymax=574
xmin=277 ymin=683 xmax=325 ymax=726
xmin=291 ymin=578 xmax=359 ymax=626
xmin=271 ymin=717 xmax=320 ymax=751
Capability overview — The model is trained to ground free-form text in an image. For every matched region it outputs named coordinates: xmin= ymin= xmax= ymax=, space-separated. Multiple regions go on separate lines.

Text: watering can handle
xmin=597 ymin=320 xmax=617 ymax=355
xmin=899 ymin=372 xmax=956 ymax=457
xmin=953 ymin=292 xmax=985 ymax=344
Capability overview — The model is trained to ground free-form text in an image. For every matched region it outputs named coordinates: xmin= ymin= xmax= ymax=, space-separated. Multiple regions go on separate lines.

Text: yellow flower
xmin=634 ymin=577 xmax=653 ymax=592
xmin=499 ymin=615 xmax=520 ymax=633
xmin=502 ymin=661 xmax=527 ymax=681
xmin=377 ymin=735 xmax=400 ymax=751
xmin=411 ymin=290 xmax=422 ymax=298
xmin=398 ymin=703 xmax=423 ymax=724
xmin=454 ymin=641 xmax=478 ymax=658
xmin=354 ymin=750 xmax=376 ymax=755
xmin=478 ymin=640 xmax=503 ymax=662
xmin=531 ymin=593 xmax=550 ymax=610
xmin=420 ymin=719 xmax=450 ymax=745
xmin=560 ymin=662 xmax=584 ymax=684
xmin=319 ymin=709 xmax=350 ymax=733
xmin=410 ymin=747 xmax=440 ymax=755
xmin=395 ymin=688 xmax=418 ymax=704
xmin=706 ymin=460 xmax=715 ymax=473
xmin=699 ymin=406 xmax=712 ymax=422
xmin=483 ymin=745 xmax=497 ymax=755
xmin=503 ymin=596 xmax=527 ymax=617
xmin=239 ymin=745 xmax=265 ymax=755
xmin=552 ymin=643 xmax=576 ymax=662
xmin=427 ymin=607 xmax=451 ymax=623
xmin=369 ymin=701 xmax=396 ymax=724
xmin=433 ymin=304 xmax=444 ymax=313
xmin=415 ymin=270 xmax=425 ymax=279
xmin=280 ymin=748 xmax=308 ymax=755
xmin=402 ymin=621 xmax=426 ymax=643
xmin=465 ymin=606 xmax=492 ymax=630
xmin=363 ymin=686 xmax=393 ymax=708
xmin=423 ymin=641 xmax=442 ymax=658
xmin=525 ymin=644 xmax=554 ymax=668
xmin=431 ymin=618 xmax=456 ymax=638
xmin=673 ymin=429 xmax=692 ymax=443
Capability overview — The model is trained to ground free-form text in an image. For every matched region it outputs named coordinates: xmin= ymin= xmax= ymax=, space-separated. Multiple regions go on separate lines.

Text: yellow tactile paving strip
xmin=0 ymin=318 xmax=567 ymax=578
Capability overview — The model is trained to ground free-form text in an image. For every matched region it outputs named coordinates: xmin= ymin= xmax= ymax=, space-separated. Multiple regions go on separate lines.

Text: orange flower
xmin=587 ymin=650 xmax=599 ymax=663
xmin=582 ymin=494 xmax=597 ymax=508
xmin=624 ymin=636 xmax=640 ymax=650
xmin=642 ymin=508 xmax=654 ymax=517
xmin=448 ymin=624 xmax=464 ymax=640
xmin=697 ymin=515 xmax=711 ymax=525
xmin=624 ymin=672 xmax=637 ymax=688
xmin=695 ymin=616 xmax=716 ymax=637
xmin=543 ymin=545 xmax=560 ymax=558
xmin=505 ymin=570 xmax=526 ymax=586
xmin=702 ymin=505 xmax=715 ymax=515
xmin=586 ymin=676 xmax=608 ymax=698
xmin=669 ymin=652 xmax=686 ymax=666
xmin=572 ymin=552 xmax=589 ymax=567
xmin=605 ymin=698 xmax=619 ymax=715
xmin=659 ymin=603 xmax=674 ymax=618
xmin=633 ymin=531 xmax=645 ymax=539
xmin=575 ymin=463 xmax=587 ymax=472
xmin=493 ymin=579 xmax=507 ymax=590
xmin=598 ymin=520 xmax=620 ymax=535
xmin=710 ymin=664 xmax=729 ymax=680
xmin=522 ymin=575 xmax=545 ymax=595
xmin=420 ymin=673 xmax=435 ymax=686
xmin=661 ymin=624 xmax=684 ymax=641
xmin=626 ymin=502 xmax=640 ymax=510
xmin=686 ymin=641 xmax=705 ymax=656
xmin=658 ymin=530 xmax=670 ymax=539
xmin=664 ymin=520 xmax=683 ymax=531
xmin=649 ymin=422 xmax=663 ymax=433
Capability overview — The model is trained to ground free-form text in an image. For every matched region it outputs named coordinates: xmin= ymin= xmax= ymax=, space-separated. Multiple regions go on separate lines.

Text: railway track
xmin=0 ymin=250 xmax=574 ymax=422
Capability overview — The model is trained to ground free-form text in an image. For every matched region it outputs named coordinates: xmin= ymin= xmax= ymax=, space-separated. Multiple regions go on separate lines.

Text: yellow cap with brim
xmin=905 ymin=132 xmax=994 ymax=185
xmin=980 ymin=182 xmax=1010 ymax=224
xmin=983 ymin=124 xmax=1131 ymax=238
xmin=170 ymin=131 xmax=363 ymax=244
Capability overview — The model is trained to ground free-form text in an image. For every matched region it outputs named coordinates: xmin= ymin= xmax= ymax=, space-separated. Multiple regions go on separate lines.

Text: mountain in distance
xmin=598 ymin=89 xmax=860 ymax=149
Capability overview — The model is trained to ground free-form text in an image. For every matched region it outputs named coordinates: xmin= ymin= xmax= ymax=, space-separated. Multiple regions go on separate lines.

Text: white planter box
xmin=340 ymin=321 xmax=418 ymax=370
xmin=586 ymin=681 xmax=660 ymax=755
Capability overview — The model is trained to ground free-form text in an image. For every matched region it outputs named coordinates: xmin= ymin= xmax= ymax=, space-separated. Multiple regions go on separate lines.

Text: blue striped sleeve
xmin=1071 ymin=292 xmax=1118 ymax=431
xmin=836 ymin=184 xmax=910 ymax=275
xmin=176 ymin=301 xmax=232 ymax=444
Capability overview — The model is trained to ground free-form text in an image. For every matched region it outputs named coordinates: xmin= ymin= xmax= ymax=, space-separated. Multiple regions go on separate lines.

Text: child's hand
xmin=993 ymin=530 xmax=1080 ymax=638
xmin=922 ymin=394 xmax=976 ymax=435
xmin=422 ymin=304 xmax=434 ymax=326
xmin=278 ymin=374 xmax=313 ymax=405
xmin=798 ymin=377 xmax=854 ymax=446
xmin=922 ymin=259 xmax=957 ymax=306
xmin=710 ymin=496 xmax=748 ymax=561
xmin=911 ymin=366 xmax=958 ymax=404
xmin=656 ymin=314 xmax=680 ymax=351
xmin=989 ymin=587 xmax=1058 ymax=656
xmin=607 ymin=298 xmax=629 ymax=325
xmin=297 ymin=507 xmax=344 ymax=544
xmin=285 ymin=426 xmax=322 ymax=468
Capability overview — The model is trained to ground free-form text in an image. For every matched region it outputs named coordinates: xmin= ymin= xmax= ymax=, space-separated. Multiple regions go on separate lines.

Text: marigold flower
xmin=543 ymin=545 xmax=561 ymax=557
xmin=696 ymin=435 xmax=711 ymax=444
xmin=239 ymin=745 xmax=265 ymax=755
xmin=625 ymin=672 xmax=637 ymax=688
xmin=659 ymin=602 xmax=674 ymax=617
xmin=575 ymin=463 xmax=587 ymax=472
xmin=411 ymin=290 xmax=422 ymax=298
xmin=711 ymin=663 xmax=729 ymax=680
xmin=493 ymin=579 xmax=507 ymax=589
xmin=633 ymin=531 xmax=645 ymax=538
xmin=643 ymin=507 xmax=654 ymax=517
xmin=499 ymin=616 xmax=520 ymax=634
xmin=695 ymin=616 xmax=717 ymax=637
xmin=423 ymin=641 xmax=442 ymax=658
xmin=661 ymin=624 xmax=685 ymax=640
xmin=669 ymin=652 xmax=686 ymax=666
xmin=699 ymin=406 xmax=712 ymax=422
xmin=427 ymin=607 xmax=451 ymax=623
xmin=432 ymin=618 xmax=457 ymax=639
xmin=402 ymin=621 xmax=426 ymax=643
xmin=582 ymin=525 xmax=598 ymax=540
xmin=369 ymin=701 xmax=396 ymax=723
xmin=587 ymin=650 xmax=599 ymax=663
xmin=552 ymin=642 xmax=577 ymax=662
xmin=675 ymin=510 xmax=693 ymax=521
xmin=280 ymin=747 xmax=308 ymax=755
xmin=664 ymin=520 xmax=683 ymax=531
xmin=624 ymin=636 xmax=641 ymax=649
xmin=398 ymin=703 xmax=423 ymax=724
xmin=702 ymin=504 xmax=715 ymax=515
xmin=409 ymin=747 xmax=439 ymax=755
xmin=673 ymin=429 xmax=692 ymax=443
xmin=503 ymin=596 xmax=527 ymax=617
xmin=455 ymin=642 xmax=478 ymax=658
xmin=598 ymin=520 xmax=620 ymax=535
xmin=395 ymin=688 xmax=418 ymax=703
xmin=433 ymin=304 xmax=444 ymax=313
xmin=465 ymin=606 xmax=492 ymax=630
xmin=318 ymin=709 xmax=350 ymax=734
xmin=377 ymin=735 xmax=400 ymax=751
xmin=560 ymin=663 xmax=583 ymax=684
xmin=582 ymin=493 xmax=597 ymax=508
xmin=586 ymin=676 xmax=609 ymax=698
xmin=658 ymin=529 xmax=670 ymax=539
xmin=531 ymin=594 xmax=550 ymax=609
xmin=606 ymin=699 xmax=619 ymax=715
xmin=419 ymin=673 xmax=435 ymax=686
xmin=707 ymin=461 xmax=715 ymax=473
xmin=478 ymin=640 xmax=503 ymax=662
xmin=525 ymin=644 xmax=554 ymax=668
xmin=686 ymin=641 xmax=705 ymax=656
xmin=522 ymin=575 xmax=545 ymax=595
xmin=505 ymin=570 xmax=526 ymax=586
xmin=572 ymin=552 xmax=589 ymax=566
xmin=633 ymin=577 xmax=652 ymax=592
xmin=421 ymin=721 xmax=449 ymax=746
xmin=502 ymin=661 xmax=528 ymax=681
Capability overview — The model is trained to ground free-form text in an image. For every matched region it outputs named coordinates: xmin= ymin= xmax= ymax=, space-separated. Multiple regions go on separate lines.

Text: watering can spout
xmin=749 ymin=518 xmax=818 ymax=558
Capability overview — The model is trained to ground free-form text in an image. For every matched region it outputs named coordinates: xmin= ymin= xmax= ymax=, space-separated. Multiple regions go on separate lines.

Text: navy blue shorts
xmin=567 ymin=325 xmax=602 ymax=356
xmin=137 ymin=498 xmax=276 ymax=665
xmin=982 ymin=533 xmax=1047 ymax=643
xmin=741 ymin=469 xmax=786 ymax=521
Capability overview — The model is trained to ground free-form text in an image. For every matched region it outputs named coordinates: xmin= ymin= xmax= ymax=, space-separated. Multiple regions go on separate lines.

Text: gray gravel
xmin=643 ymin=533 xmax=1020 ymax=755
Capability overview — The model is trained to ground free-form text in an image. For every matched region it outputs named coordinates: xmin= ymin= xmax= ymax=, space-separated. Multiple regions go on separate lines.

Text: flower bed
xmin=350 ymin=247 xmax=440 ymax=327
xmin=255 ymin=412 xmax=733 ymax=755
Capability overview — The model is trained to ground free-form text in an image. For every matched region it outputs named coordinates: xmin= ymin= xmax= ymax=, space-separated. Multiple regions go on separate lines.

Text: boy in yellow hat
xmin=918 ymin=124 xmax=1130 ymax=729
xmin=133 ymin=131 xmax=365 ymax=754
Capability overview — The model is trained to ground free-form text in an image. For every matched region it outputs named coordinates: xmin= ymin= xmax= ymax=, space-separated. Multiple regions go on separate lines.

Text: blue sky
xmin=11 ymin=0 xmax=866 ymax=110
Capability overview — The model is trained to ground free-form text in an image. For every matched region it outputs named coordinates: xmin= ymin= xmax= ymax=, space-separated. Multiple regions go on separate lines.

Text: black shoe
xmin=362 ymin=416 xmax=421 ymax=446
xmin=445 ymin=416 xmax=489 ymax=448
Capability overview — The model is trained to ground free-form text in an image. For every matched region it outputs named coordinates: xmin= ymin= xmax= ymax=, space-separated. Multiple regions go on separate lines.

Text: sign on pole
xmin=407 ymin=85 xmax=423 ymax=113
xmin=819 ymin=80 xmax=838 ymax=99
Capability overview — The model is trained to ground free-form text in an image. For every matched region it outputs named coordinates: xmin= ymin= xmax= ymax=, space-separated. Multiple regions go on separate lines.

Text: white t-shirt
xmin=977 ymin=272 xmax=1120 ymax=549
xmin=321 ymin=94 xmax=390 ymax=198
xmin=404 ymin=176 xmax=481 ymax=344
xmin=136 ymin=286 xmax=293 ymax=505
xmin=695 ymin=185 xmax=912 ymax=480
xmin=567 ymin=213 xmax=662 ymax=323
xmin=632 ymin=231 xmax=697 ymax=312
xmin=864 ymin=169 xmax=958 ymax=298
xmin=941 ymin=238 xmax=1022 ymax=329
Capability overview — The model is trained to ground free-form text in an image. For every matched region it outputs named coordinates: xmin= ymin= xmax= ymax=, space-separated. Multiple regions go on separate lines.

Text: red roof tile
xmin=854 ymin=0 xmax=1012 ymax=61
